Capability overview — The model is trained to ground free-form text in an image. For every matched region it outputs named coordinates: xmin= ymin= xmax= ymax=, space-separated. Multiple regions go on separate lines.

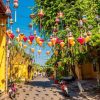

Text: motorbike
xmin=60 ymin=81 xmax=70 ymax=97
xmin=8 ymin=82 xmax=17 ymax=100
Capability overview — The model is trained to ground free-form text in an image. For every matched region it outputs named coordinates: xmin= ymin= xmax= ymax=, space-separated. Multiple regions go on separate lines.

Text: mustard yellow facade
xmin=75 ymin=62 xmax=100 ymax=80
xmin=0 ymin=17 xmax=7 ymax=91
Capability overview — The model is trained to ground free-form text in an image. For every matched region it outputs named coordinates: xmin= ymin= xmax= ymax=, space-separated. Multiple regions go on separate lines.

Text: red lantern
xmin=10 ymin=33 xmax=14 ymax=39
xmin=29 ymin=35 xmax=34 ymax=42
xmin=23 ymin=36 xmax=27 ymax=42
xmin=38 ymin=9 xmax=44 ymax=18
xmin=77 ymin=37 xmax=85 ymax=45
xmin=40 ymin=39 xmax=44 ymax=42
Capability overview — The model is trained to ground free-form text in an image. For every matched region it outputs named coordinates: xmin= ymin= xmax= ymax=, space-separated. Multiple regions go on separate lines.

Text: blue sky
xmin=4 ymin=0 xmax=51 ymax=65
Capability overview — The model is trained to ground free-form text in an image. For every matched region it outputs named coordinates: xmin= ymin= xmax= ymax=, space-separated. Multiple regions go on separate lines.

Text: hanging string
xmin=15 ymin=9 xmax=17 ymax=22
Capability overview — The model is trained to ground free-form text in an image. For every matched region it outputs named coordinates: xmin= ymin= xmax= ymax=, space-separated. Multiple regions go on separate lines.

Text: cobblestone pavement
xmin=4 ymin=76 xmax=100 ymax=100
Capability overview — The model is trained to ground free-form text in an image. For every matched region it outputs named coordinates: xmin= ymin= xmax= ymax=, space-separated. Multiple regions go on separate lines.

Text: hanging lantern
xmin=82 ymin=15 xmax=87 ymax=22
xmin=57 ymin=11 xmax=64 ymax=18
xmin=77 ymin=37 xmax=85 ymax=45
xmin=23 ymin=45 xmax=27 ymax=49
xmin=78 ymin=20 xmax=83 ymax=27
xmin=36 ymin=36 xmax=40 ymax=43
xmin=23 ymin=36 xmax=27 ymax=42
xmin=29 ymin=35 xmax=34 ymax=42
xmin=85 ymin=36 xmax=90 ymax=43
xmin=87 ymin=31 xmax=92 ymax=36
xmin=14 ymin=0 xmax=18 ymax=22
xmin=19 ymin=33 xmax=25 ymax=41
xmin=68 ymin=37 xmax=74 ymax=44
xmin=38 ymin=41 xmax=43 ymax=47
xmin=54 ymin=50 xmax=58 ymax=56
xmin=30 ymin=13 xmax=35 ymax=19
xmin=46 ymin=51 xmax=50 ymax=55
xmin=16 ymin=36 xmax=20 ymax=42
xmin=29 ymin=23 xmax=33 ymax=28
xmin=51 ymin=37 xmax=57 ymax=45
xmin=10 ymin=18 xmax=13 ymax=25
xmin=71 ymin=41 xmax=75 ymax=46
xmin=38 ymin=9 xmax=44 ymax=18
xmin=60 ymin=41 xmax=65 ymax=48
xmin=28 ymin=40 xmax=32 ymax=45
xmin=16 ymin=28 xmax=20 ymax=33
xmin=5 ymin=6 xmax=11 ymax=16
xmin=6 ymin=29 xmax=11 ymax=37
xmin=48 ymin=41 xmax=52 ymax=47
xmin=10 ymin=34 xmax=14 ymax=39
xmin=38 ymin=50 xmax=42 ymax=55
xmin=34 ymin=30 xmax=37 ymax=36
xmin=31 ymin=48 xmax=35 ymax=53
xmin=55 ymin=17 xmax=60 ymax=23
xmin=14 ymin=0 xmax=18 ymax=8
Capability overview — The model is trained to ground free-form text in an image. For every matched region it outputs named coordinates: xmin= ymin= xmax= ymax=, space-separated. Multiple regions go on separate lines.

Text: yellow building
xmin=0 ymin=1 xmax=7 ymax=92
xmin=75 ymin=62 xmax=100 ymax=80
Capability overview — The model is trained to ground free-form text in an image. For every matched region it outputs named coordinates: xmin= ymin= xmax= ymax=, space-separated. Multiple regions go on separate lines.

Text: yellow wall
xmin=0 ymin=17 xmax=7 ymax=91
xmin=75 ymin=63 xmax=97 ymax=80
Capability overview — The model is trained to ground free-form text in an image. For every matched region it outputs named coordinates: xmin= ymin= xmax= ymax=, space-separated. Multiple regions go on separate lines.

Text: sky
xmin=4 ymin=0 xmax=51 ymax=66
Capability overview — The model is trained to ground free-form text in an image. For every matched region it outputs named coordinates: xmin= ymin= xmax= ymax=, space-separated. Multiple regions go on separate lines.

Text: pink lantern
xmin=29 ymin=35 xmax=34 ymax=42
xmin=38 ymin=9 xmax=44 ymax=18
xmin=77 ymin=37 xmax=85 ymax=45
xmin=40 ymin=39 xmax=44 ymax=42
xmin=14 ymin=0 xmax=18 ymax=8
xmin=55 ymin=17 xmax=60 ymax=23
xmin=5 ymin=6 xmax=11 ymax=15
xmin=23 ymin=36 xmax=27 ymax=42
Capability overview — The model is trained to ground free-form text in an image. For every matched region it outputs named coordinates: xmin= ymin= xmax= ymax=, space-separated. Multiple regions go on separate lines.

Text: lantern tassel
xmin=15 ymin=9 xmax=17 ymax=22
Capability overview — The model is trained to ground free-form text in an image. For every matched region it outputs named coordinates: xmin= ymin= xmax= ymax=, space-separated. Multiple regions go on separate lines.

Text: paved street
xmin=9 ymin=76 xmax=65 ymax=100
xmin=3 ymin=76 xmax=99 ymax=100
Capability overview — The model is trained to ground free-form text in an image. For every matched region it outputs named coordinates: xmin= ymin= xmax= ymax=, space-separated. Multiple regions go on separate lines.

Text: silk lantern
xmin=19 ymin=33 xmax=24 ymax=41
xmin=5 ymin=6 xmax=11 ymax=16
xmin=82 ymin=15 xmax=87 ymax=22
xmin=60 ymin=41 xmax=65 ymax=48
xmin=77 ymin=37 xmax=85 ymax=45
xmin=38 ymin=41 xmax=43 ymax=47
xmin=16 ymin=28 xmax=20 ymax=33
xmin=68 ymin=37 xmax=74 ymax=44
xmin=29 ymin=35 xmax=34 ymax=42
xmin=85 ymin=36 xmax=90 ymax=43
xmin=57 ymin=11 xmax=64 ymax=18
xmin=48 ymin=41 xmax=52 ymax=47
xmin=14 ymin=0 xmax=18 ymax=22
xmin=46 ymin=51 xmax=50 ymax=55
xmin=31 ymin=48 xmax=35 ymax=53
xmin=55 ymin=17 xmax=60 ymax=24
xmin=23 ymin=45 xmax=27 ymax=49
xmin=51 ymin=38 xmax=57 ymax=45
xmin=28 ymin=40 xmax=32 ymax=45
xmin=38 ymin=9 xmax=44 ymax=18
xmin=36 ymin=37 xmax=40 ymax=43
xmin=38 ymin=50 xmax=42 ymax=55
xmin=9 ymin=33 xmax=14 ymax=39
xmin=10 ymin=18 xmax=13 ymax=25
xmin=23 ymin=36 xmax=27 ymax=42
